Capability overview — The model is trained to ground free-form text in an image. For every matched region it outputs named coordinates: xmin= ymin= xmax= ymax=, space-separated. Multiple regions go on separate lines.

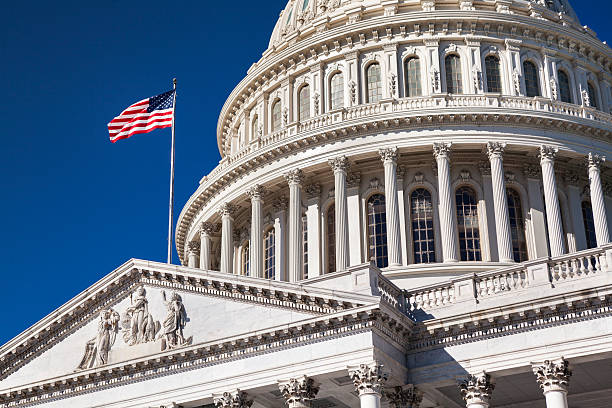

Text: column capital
xmin=328 ymin=156 xmax=350 ymax=173
xmin=284 ymin=169 xmax=305 ymax=186
xmin=212 ymin=390 xmax=253 ymax=408
xmin=246 ymin=184 xmax=266 ymax=200
xmin=459 ymin=372 xmax=495 ymax=406
xmin=587 ymin=153 xmax=606 ymax=171
xmin=433 ymin=142 xmax=452 ymax=160
xmin=272 ymin=196 xmax=289 ymax=213
xmin=305 ymin=184 xmax=322 ymax=200
xmin=200 ymin=222 xmax=217 ymax=236
xmin=278 ymin=375 xmax=320 ymax=406
xmin=486 ymin=142 xmax=506 ymax=160
xmin=533 ymin=357 xmax=572 ymax=393
xmin=379 ymin=147 xmax=399 ymax=164
xmin=348 ymin=362 xmax=388 ymax=396
xmin=218 ymin=203 xmax=237 ymax=218
xmin=539 ymin=145 xmax=559 ymax=163
xmin=187 ymin=241 xmax=200 ymax=254
xmin=383 ymin=385 xmax=423 ymax=408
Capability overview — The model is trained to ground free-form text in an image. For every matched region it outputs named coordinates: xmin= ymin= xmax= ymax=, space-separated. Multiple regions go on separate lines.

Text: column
xmin=199 ymin=222 xmax=215 ymax=270
xmin=305 ymin=184 xmax=322 ymax=278
xmin=247 ymin=185 xmax=266 ymax=278
xmin=348 ymin=362 xmax=387 ymax=408
xmin=533 ymin=358 xmax=571 ymax=408
xmin=565 ymin=172 xmax=587 ymax=251
xmin=479 ymin=161 xmax=499 ymax=261
xmin=212 ymin=390 xmax=253 ymax=408
xmin=218 ymin=203 xmax=236 ymax=274
xmin=487 ymin=142 xmax=514 ymax=263
xmin=285 ymin=169 xmax=305 ymax=282
xmin=273 ymin=197 xmax=288 ymax=282
xmin=540 ymin=146 xmax=566 ymax=257
xmin=380 ymin=147 xmax=403 ymax=266
xmin=524 ymin=164 xmax=549 ymax=258
xmin=329 ymin=156 xmax=350 ymax=271
xmin=384 ymin=385 xmax=423 ymax=408
xmin=459 ymin=372 xmax=495 ymax=408
xmin=187 ymin=241 xmax=200 ymax=268
xmin=278 ymin=376 xmax=320 ymax=408
xmin=347 ymin=173 xmax=363 ymax=266
xmin=588 ymin=153 xmax=610 ymax=246
xmin=433 ymin=142 xmax=458 ymax=262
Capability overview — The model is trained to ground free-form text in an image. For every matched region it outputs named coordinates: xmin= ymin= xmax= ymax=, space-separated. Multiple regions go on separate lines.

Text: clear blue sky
xmin=0 ymin=1 xmax=610 ymax=344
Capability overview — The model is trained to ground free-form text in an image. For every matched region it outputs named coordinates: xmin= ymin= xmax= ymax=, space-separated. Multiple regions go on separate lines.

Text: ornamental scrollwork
xmin=348 ymin=362 xmax=388 ymax=395
xmin=246 ymin=184 xmax=266 ymax=200
xmin=284 ymin=169 xmax=305 ymax=186
xmin=433 ymin=142 xmax=452 ymax=160
xmin=213 ymin=390 xmax=253 ymax=408
xmin=379 ymin=147 xmax=399 ymax=163
xmin=486 ymin=142 xmax=506 ymax=160
xmin=459 ymin=372 xmax=495 ymax=406
xmin=278 ymin=376 xmax=320 ymax=405
xmin=218 ymin=203 xmax=237 ymax=218
xmin=383 ymin=385 xmax=423 ymax=408
xmin=587 ymin=153 xmax=605 ymax=171
xmin=328 ymin=155 xmax=349 ymax=173
xmin=533 ymin=357 xmax=572 ymax=391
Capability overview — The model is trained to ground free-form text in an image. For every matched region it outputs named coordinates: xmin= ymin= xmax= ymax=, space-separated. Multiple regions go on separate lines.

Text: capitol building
xmin=4 ymin=0 xmax=612 ymax=407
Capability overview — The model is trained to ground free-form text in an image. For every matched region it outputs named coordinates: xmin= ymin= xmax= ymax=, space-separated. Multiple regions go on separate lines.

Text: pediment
xmin=0 ymin=260 xmax=375 ymax=391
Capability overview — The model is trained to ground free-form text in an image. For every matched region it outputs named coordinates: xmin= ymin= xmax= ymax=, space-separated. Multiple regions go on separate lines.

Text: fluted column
xmin=348 ymin=362 xmax=388 ymax=408
xmin=329 ymin=156 xmax=350 ymax=271
xmin=199 ymin=222 xmax=215 ymax=270
xmin=383 ymin=385 xmax=423 ymax=408
xmin=187 ymin=241 xmax=200 ymax=268
xmin=247 ymin=185 xmax=266 ymax=278
xmin=459 ymin=372 xmax=495 ymax=408
xmin=285 ymin=169 xmax=305 ymax=282
xmin=588 ymin=153 xmax=610 ymax=246
xmin=540 ymin=146 xmax=566 ymax=257
xmin=380 ymin=147 xmax=403 ymax=266
xmin=212 ymin=389 xmax=253 ymax=408
xmin=433 ymin=142 xmax=458 ymax=262
xmin=533 ymin=358 xmax=571 ymax=408
xmin=487 ymin=142 xmax=514 ymax=263
xmin=218 ymin=203 xmax=236 ymax=274
xmin=278 ymin=376 xmax=320 ymax=408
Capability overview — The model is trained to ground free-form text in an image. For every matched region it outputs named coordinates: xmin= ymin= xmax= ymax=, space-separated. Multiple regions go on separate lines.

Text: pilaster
xmin=329 ymin=156 xmax=350 ymax=271
xmin=305 ymin=184 xmax=322 ymax=278
xmin=273 ymin=196 xmax=288 ymax=282
xmin=384 ymin=385 xmax=423 ymax=408
xmin=347 ymin=172 xmax=363 ymax=266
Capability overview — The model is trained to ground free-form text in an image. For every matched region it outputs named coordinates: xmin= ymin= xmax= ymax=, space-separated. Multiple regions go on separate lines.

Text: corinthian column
xmin=459 ymin=372 xmax=495 ymax=408
xmin=218 ymin=203 xmax=236 ymax=274
xmin=247 ymin=185 xmax=266 ymax=278
xmin=433 ymin=142 xmax=458 ymax=262
xmin=187 ymin=241 xmax=200 ymax=268
xmin=383 ymin=385 xmax=423 ymax=408
xmin=487 ymin=142 xmax=514 ymax=263
xmin=533 ymin=358 xmax=572 ymax=408
xmin=278 ymin=376 xmax=320 ymax=408
xmin=285 ymin=169 xmax=305 ymax=282
xmin=199 ymin=222 xmax=216 ymax=270
xmin=329 ymin=156 xmax=350 ymax=271
xmin=540 ymin=146 xmax=566 ymax=257
xmin=379 ymin=147 xmax=403 ymax=266
xmin=588 ymin=153 xmax=610 ymax=246
xmin=212 ymin=390 xmax=253 ymax=408
xmin=348 ymin=362 xmax=388 ymax=408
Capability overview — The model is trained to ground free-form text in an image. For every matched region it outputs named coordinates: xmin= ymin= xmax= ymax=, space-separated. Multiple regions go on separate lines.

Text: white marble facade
xmin=4 ymin=0 xmax=612 ymax=407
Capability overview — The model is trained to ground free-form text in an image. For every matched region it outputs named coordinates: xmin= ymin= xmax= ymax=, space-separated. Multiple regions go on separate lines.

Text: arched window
xmin=330 ymin=72 xmax=344 ymax=110
xmin=558 ymin=70 xmax=572 ymax=103
xmin=523 ymin=61 xmax=540 ymax=97
xmin=326 ymin=204 xmax=336 ymax=273
xmin=251 ymin=115 xmax=259 ymax=138
xmin=456 ymin=187 xmax=481 ymax=261
xmin=298 ymin=85 xmax=310 ymax=121
xmin=367 ymin=194 xmax=388 ymax=268
xmin=271 ymin=100 xmax=282 ymax=131
xmin=241 ymin=242 xmax=250 ymax=276
xmin=404 ymin=57 xmax=422 ymax=97
xmin=410 ymin=188 xmax=435 ymax=263
xmin=366 ymin=63 xmax=382 ymax=103
xmin=302 ymin=215 xmax=308 ymax=279
xmin=507 ymin=189 xmax=528 ymax=262
xmin=582 ymin=201 xmax=597 ymax=249
xmin=588 ymin=82 xmax=599 ymax=109
xmin=264 ymin=228 xmax=276 ymax=279
xmin=485 ymin=55 xmax=502 ymax=93
xmin=445 ymin=54 xmax=463 ymax=94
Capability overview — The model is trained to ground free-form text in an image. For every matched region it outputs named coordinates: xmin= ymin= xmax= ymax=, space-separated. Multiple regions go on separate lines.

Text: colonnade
xmin=186 ymin=144 xmax=610 ymax=277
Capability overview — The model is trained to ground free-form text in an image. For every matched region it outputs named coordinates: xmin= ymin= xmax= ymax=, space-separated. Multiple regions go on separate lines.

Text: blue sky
xmin=0 ymin=1 xmax=610 ymax=344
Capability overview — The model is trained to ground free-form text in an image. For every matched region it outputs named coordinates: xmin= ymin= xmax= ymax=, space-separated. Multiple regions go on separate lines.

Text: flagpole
xmin=167 ymin=78 xmax=177 ymax=264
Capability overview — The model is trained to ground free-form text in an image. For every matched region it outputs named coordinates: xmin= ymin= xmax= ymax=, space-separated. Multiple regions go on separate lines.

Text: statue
xmin=76 ymin=309 xmax=120 ymax=370
xmin=121 ymin=286 xmax=160 ymax=345
xmin=160 ymin=291 xmax=192 ymax=351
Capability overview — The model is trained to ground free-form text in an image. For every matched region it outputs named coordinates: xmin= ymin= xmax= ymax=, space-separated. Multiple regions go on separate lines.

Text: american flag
xmin=108 ymin=89 xmax=175 ymax=143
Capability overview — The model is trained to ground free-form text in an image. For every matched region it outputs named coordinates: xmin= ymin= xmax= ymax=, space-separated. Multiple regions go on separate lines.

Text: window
xmin=264 ymin=229 xmax=276 ymax=279
xmin=366 ymin=63 xmax=383 ymax=103
xmin=588 ymin=82 xmax=599 ymax=109
xmin=456 ymin=187 xmax=481 ymax=261
xmin=298 ymin=85 xmax=310 ymax=121
xmin=330 ymin=72 xmax=344 ymax=110
xmin=410 ymin=189 xmax=436 ymax=263
xmin=367 ymin=194 xmax=388 ymax=268
xmin=327 ymin=204 xmax=336 ymax=273
xmin=302 ymin=215 xmax=308 ymax=279
xmin=558 ymin=70 xmax=572 ymax=103
xmin=404 ymin=57 xmax=422 ymax=97
xmin=251 ymin=116 xmax=258 ymax=138
xmin=582 ymin=201 xmax=597 ymax=249
xmin=445 ymin=54 xmax=463 ymax=94
xmin=523 ymin=61 xmax=540 ymax=97
xmin=272 ymin=100 xmax=282 ymax=131
xmin=485 ymin=55 xmax=502 ymax=93
xmin=241 ymin=242 xmax=250 ymax=276
xmin=507 ymin=189 xmax=528 ymax=262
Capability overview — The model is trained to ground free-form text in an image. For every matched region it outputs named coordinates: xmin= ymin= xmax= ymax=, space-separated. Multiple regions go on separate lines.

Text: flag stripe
xmin=108 ymin=109 xmax=173 ymax=125
xmin=109 ymin=117 xmax=173 ymax=138
xmin=110 ymin=122 xmax=173 ymax=143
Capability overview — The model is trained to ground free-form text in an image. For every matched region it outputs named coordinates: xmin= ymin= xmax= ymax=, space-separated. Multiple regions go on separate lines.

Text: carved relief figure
xmin=160 ymin=291 xmax=193 ymax=351
xmin=76 ymin=309 xmax=120 ymax=370
xmin=121 ymin=286 xmax=160 ymax=345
